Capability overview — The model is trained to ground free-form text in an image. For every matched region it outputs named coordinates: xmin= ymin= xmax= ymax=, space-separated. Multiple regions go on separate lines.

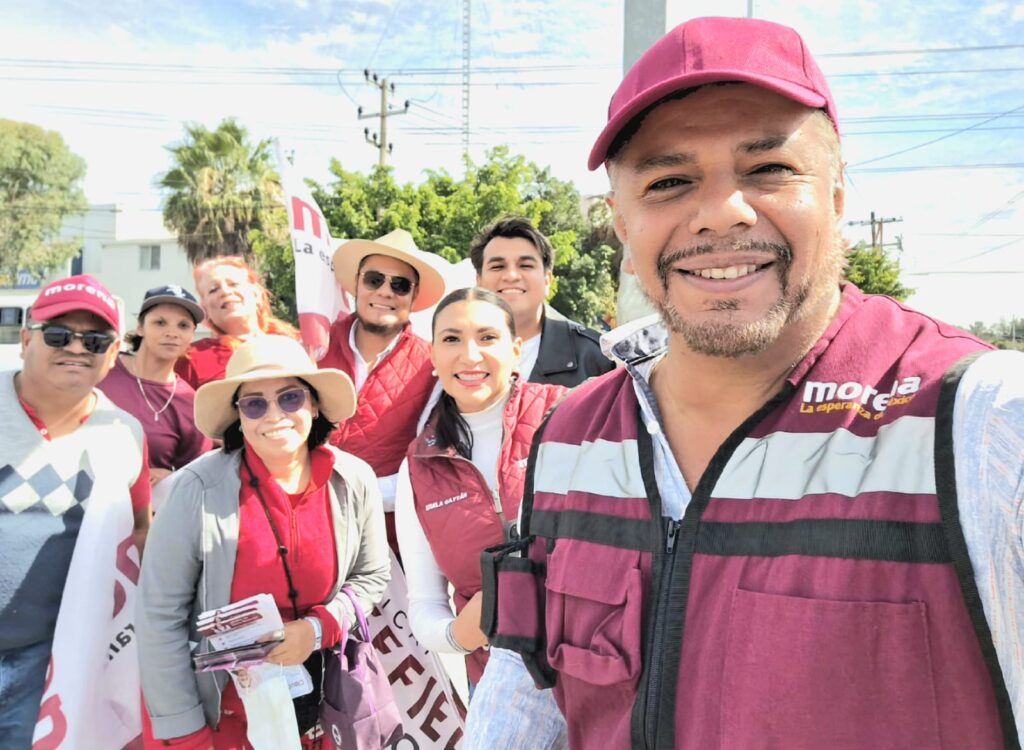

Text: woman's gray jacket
xmin=136 ymin=447 xmax=391 ymax=740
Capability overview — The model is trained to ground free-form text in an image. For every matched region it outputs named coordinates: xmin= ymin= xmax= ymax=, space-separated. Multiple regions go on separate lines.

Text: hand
xmin=451 ymin=591 xmax=489 ymax=652
xmin=149 ymin=467 xmax=173 ymax=485
xmin=262 ymin=620 xmax=316 ymax=667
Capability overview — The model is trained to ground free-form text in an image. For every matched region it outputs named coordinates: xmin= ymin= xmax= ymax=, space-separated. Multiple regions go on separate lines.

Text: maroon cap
xmin=589 ymin=16 xmax=838 ymax=170
xmin=31 ymin=274 xmax=120 ymax=333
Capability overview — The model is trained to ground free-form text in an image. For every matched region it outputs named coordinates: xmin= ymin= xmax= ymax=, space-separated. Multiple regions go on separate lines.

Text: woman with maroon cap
xmin=99 ymin=285 xmax=213 ymax=493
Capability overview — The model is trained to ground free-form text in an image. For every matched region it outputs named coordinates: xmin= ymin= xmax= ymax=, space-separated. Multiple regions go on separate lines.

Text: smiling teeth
xmin=457 ymin=373 xmax=487 ymax=382
xmin=691 ymin=264 xmax=760 ymax=279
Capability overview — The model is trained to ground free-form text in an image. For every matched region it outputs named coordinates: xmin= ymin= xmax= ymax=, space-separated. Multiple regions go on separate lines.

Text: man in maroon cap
xmin=490 ymin=17 xmax=1022 ymax=749
xmin=0 ymin=274 xmax=150 ymax=748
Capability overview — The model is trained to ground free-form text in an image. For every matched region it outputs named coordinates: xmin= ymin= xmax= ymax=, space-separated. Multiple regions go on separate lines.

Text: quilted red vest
xmin=319 ymin=314 xmax=436 ymax=476
xmin=408 ymin=380 xmax=566 ymax=683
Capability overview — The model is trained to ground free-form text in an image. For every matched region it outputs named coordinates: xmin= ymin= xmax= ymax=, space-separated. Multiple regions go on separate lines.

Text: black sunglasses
xmin=359 ymin=270 xmax=416 ymax=296
xmin=29 ymin=324 xmax=115 ymax=354
xmin=235 ymin=387 xmax=310 ymax=421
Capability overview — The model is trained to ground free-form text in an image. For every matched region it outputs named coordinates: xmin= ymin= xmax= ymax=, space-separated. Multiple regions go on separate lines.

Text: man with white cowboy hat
xmin=319 ymin=228 xmax=445 ymax=553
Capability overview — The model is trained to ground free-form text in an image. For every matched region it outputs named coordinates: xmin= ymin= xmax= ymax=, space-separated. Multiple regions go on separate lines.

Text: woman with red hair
xmin=176 ymin=256 xmax=299 ymax=389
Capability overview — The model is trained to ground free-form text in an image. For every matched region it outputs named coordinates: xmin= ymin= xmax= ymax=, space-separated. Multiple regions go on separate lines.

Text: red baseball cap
xmin=588 ymin=16 xmax=838 ymax=170
xmin=31 ymin=274 xmax=121 ymax=333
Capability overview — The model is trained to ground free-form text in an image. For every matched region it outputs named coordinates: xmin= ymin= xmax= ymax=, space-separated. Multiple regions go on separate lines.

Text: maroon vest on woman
xmin=408 ymin=381 xmax=565 ymax=682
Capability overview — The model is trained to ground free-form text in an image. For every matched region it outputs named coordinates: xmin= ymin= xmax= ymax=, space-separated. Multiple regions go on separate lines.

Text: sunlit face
xmin=431 ymin=299 xmax=523 ymax=414
xmin=138 ymin=303 xmax=196 ymax=362
xmin=236 ymin=376 xmax=316 ymax=461
xmin=20 ymin=310 xmax=119 ymax=397
xmin=608 ymin=84 xmax=845 ymax=357
xmin=354 ymin=254 xmax=419 ymax=337
xmin=476 ymin=237 xmax=552 ymax=328
xmin=197 ymin=264 xmax=260 ymax=335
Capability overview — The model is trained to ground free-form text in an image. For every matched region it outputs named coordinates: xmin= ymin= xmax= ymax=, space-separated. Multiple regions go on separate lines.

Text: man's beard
xmin=647 ymin=238 xmax=842 ymax=358
xmin=356 ymin=313 xmax=404 ymax=338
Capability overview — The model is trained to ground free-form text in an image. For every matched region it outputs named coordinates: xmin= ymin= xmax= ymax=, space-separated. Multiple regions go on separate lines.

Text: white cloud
xmin=981 ymin=2 xmax=1008 ymax=14
xmin=1013 ymin=3 xmax=1024 ymax=20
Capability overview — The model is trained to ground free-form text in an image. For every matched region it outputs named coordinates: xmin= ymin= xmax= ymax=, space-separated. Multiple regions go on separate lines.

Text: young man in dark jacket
xmin=470 ymin=217 xmax=614 ymax=387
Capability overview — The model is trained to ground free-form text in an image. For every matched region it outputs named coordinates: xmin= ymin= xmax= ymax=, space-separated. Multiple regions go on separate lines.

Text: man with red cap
xmin=490 ymin=17 xmax=1023 ymax=749
xmin=0 ymin=274 xmax=151 ymax=748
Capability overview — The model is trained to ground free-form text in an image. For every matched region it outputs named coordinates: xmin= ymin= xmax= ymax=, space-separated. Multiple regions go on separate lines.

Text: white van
xmin=0 ymin=291 xmax=127 ymax=372
xmin=0 ymin=293 xmax=36 ymax=372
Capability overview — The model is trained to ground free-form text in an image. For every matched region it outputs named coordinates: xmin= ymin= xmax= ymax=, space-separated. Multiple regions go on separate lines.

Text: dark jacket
xmin=530 ymin=305 xmax=614 ymax=388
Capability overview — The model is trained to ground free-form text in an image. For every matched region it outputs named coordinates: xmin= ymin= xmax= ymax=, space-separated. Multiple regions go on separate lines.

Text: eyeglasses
xmin=359 ymin=270 xmax=416 ymax=296
xmin=235 ymin=388 xmax=310 ymax=420
xmin=29 ymin=324 xmax=115 ymax=354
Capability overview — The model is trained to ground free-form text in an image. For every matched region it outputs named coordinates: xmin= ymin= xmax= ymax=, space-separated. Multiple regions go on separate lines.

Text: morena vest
xmin=320 ymin=314 xmax=436 ymax=477
xmin=408 ymin=380 xmax=565 ymax=683
xmin=511 ymin=287 xmax=1015 ymax=750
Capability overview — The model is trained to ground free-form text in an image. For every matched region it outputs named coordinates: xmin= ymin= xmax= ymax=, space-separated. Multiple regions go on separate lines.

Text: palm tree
xmin=158 ymin=119 xmax=281 ymax=263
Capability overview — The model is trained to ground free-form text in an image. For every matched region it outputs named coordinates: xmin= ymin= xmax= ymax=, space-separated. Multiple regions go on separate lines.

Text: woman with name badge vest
xmin=137 ymin=335 xmax=390 ymax=749
xmin=395 ymin=288 xmax=569 ymax=749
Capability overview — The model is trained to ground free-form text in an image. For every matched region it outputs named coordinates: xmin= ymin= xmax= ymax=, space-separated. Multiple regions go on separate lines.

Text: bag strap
xmin=340 ymin=587 xmax=372 ymax=642
xmin=242 ymin=447 xmax=301 ymax=621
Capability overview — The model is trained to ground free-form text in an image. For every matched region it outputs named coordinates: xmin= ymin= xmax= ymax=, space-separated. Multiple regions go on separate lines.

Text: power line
xmin=851 ymin=103 xmax=1024 ymax=167
xmin=821 ymin=42 xmax=1024 ymax=57
xmin=962 ymin=189 xmax=1024 ymax=234
xmin=366 ymin=0 xmax=404 ymax=69
xmin=847 ymin=163 xmax=1024 ymax=173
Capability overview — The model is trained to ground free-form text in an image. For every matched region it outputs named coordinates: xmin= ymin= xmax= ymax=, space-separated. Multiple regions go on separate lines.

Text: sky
xmin=1 ymin=0 xmax=1022 ymax=327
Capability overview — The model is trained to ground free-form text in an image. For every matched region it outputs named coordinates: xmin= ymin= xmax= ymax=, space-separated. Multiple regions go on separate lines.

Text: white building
xmin=65 ymin=203 xmax=194 ymax=323
xmin=0 ymin=205 xmax=194 ymax=370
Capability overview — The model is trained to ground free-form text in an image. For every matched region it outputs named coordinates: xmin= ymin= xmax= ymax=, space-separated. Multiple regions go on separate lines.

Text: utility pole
xmin=461 ymin=0 xmax=471 ymax=158
xmin=847 ymin=211 xmax=903 ymax=249
xmin=358 ymin=70 xmax=409 ymax=167
xmin=623 ymin=0 xmax=666 ymax=71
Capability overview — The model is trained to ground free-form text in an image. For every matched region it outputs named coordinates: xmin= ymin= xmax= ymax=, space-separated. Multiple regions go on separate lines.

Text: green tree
xmin=844 ymin=242 xmax=914 ymax=301
xmin=310 ymin=147 xmax=618 ymax=327
xmin=966 ymin=317 xmax=1024 ymax=350
xmin=158 ymin=119 xmax=281 ymax=263
xmin=0 ymin=120 xmax=88 ymax=282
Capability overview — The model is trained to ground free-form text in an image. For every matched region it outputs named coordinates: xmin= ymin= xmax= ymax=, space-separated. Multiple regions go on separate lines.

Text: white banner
xmin=33 ymin=496 xmax=142 ymax=749
xmin=275 ymin=143 xmax=347 ymax=361
xmin=370 ymin=553 xmax=466 ymax=750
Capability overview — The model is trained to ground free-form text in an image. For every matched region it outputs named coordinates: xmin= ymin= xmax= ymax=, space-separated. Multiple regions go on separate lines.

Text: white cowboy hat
xmin=333 ymin=228 xmax=446 ymax=312
xmin=194 ymin=335 xmax=356 ymax=439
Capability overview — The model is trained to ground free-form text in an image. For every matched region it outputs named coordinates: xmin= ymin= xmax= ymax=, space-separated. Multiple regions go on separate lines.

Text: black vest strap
xmin=935 ymin=351 xmax=1019 ymax=749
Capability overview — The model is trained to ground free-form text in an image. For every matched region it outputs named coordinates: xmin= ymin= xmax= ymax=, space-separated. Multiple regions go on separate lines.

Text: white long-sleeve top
xmin=395 ymin=393 xmax=507 ymax=654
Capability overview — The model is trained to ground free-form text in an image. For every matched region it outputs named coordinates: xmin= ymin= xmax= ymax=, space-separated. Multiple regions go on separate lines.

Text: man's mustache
xmin=656 ymin=240 xmax=793 ymax=289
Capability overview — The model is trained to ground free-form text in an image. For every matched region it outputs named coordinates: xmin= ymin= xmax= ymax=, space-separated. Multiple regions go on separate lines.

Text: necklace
xmin=131 ymin=359 xmax=177 ymax=421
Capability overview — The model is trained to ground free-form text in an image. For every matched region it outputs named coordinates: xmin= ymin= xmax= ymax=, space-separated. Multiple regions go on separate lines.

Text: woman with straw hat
xmin=137 ymin=335 xmax=390 ymax=749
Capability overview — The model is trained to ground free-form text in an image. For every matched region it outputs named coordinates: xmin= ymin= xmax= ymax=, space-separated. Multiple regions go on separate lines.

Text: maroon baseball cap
xmin=588 ymin=16 xmax=838 ymax=170
xmin=31 ymin=274 xmax=121 ymax=333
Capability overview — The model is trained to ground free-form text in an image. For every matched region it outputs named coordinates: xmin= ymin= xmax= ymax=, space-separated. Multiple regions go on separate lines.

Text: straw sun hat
xmin=333 ymin=228 xmax=446 ymax=312
xmin=194 ymin=335 xmax=356 ymax=440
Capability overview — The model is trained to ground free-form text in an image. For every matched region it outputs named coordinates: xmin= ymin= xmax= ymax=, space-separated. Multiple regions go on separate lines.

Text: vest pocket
xmin=721 ymin=588 xmax=942 ymax=750
xmin=544 ymin=540 xmax=642 ymax=686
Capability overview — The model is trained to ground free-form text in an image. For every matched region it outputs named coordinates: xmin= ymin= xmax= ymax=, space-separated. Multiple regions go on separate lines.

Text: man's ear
xmin=608 ymin=193 xmax=629 ymax=245
xmin=833 ymin=171 xmax=846 ymax=219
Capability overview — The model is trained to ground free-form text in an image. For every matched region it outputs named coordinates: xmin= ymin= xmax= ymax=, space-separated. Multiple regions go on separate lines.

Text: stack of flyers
xmin=194 ymin=594 xmax=283 ymax=671
xmin=193 ymin=594 xmax=313 ymax=698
